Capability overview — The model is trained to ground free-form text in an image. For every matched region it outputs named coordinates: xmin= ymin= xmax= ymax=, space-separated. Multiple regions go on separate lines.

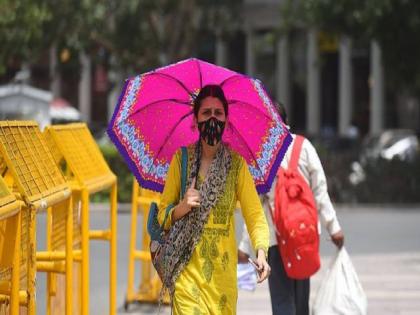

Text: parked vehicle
xmin=349 ymin=129 xmax=419 ymax=185
xmin=361 ymin=129 xmax=419 ymax=162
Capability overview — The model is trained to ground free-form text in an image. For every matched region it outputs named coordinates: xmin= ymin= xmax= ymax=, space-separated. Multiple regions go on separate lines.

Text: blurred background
xmin=1 ymin=0 xmax=419 ymax=204
xmin=1 ymin=1 xmax=420 ymax=314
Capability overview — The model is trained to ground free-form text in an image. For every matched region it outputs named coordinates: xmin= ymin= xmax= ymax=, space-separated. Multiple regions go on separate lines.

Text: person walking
xmin=159 ymin=85 xmax=271 ymax=314
xmin=238 ymin=103 xmax=344 ymax=315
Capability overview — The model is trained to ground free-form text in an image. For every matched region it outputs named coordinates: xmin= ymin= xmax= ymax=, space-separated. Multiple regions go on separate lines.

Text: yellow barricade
xmin=43 ymin=123 xmax=117 ymax=315
xmin=0 ymin=121 xmax=73 ymax=315
xmin=0 ymin=175 xmax=23 ymax=315
xmin=124 ymin=181 xmax=169 ymax=310
xmin=43 ymin=129 xmax=82 ymax=315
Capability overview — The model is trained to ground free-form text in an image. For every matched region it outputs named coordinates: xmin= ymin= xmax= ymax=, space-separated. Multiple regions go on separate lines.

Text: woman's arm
xmin=172 ymin=177 xmax=200 ymax=221
xmin=236 ymin=157 xmax=270 ymax=281
xmin=158 ymin=150 xmax=181 ymax=229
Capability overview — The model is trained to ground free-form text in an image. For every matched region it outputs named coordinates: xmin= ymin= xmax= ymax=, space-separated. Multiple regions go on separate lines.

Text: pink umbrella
xmin=107 ymin=58 xmax=291 ymax=193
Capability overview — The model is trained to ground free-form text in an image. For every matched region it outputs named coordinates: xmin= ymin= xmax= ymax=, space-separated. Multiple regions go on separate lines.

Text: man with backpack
xmin=238 ymin=103 xmax=344 ymax=315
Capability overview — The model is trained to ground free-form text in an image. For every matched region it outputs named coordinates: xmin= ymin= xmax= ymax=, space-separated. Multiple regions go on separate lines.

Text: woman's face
xmin=196 ymin=96 xmax=226 ymax=123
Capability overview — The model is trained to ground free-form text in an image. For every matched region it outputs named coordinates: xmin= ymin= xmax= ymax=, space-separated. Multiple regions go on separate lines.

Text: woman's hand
xmin=173 ymin=178 xmax=200 ymax=221
xmin=255 ymin=249 xmax=271 ymax=283
xmin=184 ymin=177 xmax=200 ymax=209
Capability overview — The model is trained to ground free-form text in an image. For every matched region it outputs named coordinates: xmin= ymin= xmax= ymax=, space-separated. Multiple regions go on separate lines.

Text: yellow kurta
xmin=158 ymin=145 xmax=269 ymax=315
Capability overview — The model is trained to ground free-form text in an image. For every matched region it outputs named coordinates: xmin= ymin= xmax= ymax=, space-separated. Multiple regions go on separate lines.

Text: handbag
xmin=147 ymin=146 xmax=188 ymax=283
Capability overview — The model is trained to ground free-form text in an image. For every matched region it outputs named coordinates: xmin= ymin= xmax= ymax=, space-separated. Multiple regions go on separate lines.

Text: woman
xmin=158 ymin=84 xmax=270 ymax=314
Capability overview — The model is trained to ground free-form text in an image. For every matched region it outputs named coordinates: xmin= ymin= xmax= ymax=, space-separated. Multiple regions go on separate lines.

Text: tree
xmin=0 ymin=0 xmax=50 ymax=74
xmin=1 ymin=0 xmax=242 ymax=76
xmin=93 ymin=0 xmax=242 ymax=73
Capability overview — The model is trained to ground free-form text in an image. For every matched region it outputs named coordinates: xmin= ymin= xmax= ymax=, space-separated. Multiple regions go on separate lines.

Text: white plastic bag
xmin=312 ymin=247 xmax=367 ymax=315
xmin=237 ymin=263 xmax=257 ymax=291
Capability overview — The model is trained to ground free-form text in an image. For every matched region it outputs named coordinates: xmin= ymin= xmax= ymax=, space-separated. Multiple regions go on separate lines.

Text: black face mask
xmin=197 ymin=117 xmax=226 ymax=146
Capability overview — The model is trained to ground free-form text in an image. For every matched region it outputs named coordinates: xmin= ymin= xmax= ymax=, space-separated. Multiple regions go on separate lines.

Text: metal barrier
xmin=0 ymin=121 xmax=73 ymax=315
xmin=43 ymin=127 xmax=83 ymax=315
xmin=124 ymin=181 xmax=169 ymax=310
xmin=0 ymin=175 xmax=23 ymax=315
xmin=43 ymin=123 xmax=117 ymax=315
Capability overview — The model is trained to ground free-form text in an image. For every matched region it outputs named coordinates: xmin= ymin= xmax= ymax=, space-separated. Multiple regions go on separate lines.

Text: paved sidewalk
xmin=119 ymin=251 xmax=420 ymax=315
xmin=238 ymin=252 xmax=420 ymax=315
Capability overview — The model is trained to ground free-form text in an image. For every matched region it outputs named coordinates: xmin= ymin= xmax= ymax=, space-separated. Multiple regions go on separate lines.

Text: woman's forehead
xmin=199 ymin=96 xmax=224 ymax=110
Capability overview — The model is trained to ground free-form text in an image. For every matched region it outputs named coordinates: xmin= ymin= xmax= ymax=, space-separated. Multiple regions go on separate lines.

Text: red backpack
xmin=272 ymin=135 xmax=320 ymax=279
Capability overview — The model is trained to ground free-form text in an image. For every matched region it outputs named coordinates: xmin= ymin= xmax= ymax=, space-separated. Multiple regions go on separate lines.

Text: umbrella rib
xmin=128 ymin=98 xmax=192 ymax=119
xmin=227 ymin=123 xmax=262 ymax=173
xmin=196 ymin=59 xmax=203 ymax=89
xmin=148 ymin=72 xmax=193 ymax=97
xmin=154 ymin=111 xmax=194 ymax=160
xmin=220 ymin=74 xmax=246 ymax=87
xmin=228 ymin=99 xmax=274 ymax=121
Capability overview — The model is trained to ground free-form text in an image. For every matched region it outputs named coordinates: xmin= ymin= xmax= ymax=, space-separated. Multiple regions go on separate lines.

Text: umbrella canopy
xmin=108 ymin=58 xmax=291 ymax=193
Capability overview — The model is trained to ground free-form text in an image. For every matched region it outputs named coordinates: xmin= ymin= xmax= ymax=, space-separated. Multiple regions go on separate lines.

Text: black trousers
xmin=268 ymin=246 xmax=310 ymax=315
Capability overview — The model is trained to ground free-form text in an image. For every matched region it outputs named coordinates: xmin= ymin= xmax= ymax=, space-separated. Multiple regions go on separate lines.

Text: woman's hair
xmin=193 ymin=85 xmax=228 ymax=118
xmin=276 ymin=101 xmax=288 ymax=125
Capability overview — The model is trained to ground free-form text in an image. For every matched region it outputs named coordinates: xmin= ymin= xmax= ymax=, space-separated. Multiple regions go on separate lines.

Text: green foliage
xmin=101 ymin=0 xmax=242 ymax=72
xmin=367 ymin=1 xmax=420 ymax=94
xmin=0 ymin=0 xmax=50 ymax=73
xmin=41 ymin=0 xmax=109 ymax=51
xmin=288 ymin=0 xmax=394 ymax=36
xmin=1 ymin=0 xmax=242 ymax=75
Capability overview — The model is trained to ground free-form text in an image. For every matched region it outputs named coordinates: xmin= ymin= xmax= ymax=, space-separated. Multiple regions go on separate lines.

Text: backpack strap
xmin=289 ymin=135 xmax=305 ymax=171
